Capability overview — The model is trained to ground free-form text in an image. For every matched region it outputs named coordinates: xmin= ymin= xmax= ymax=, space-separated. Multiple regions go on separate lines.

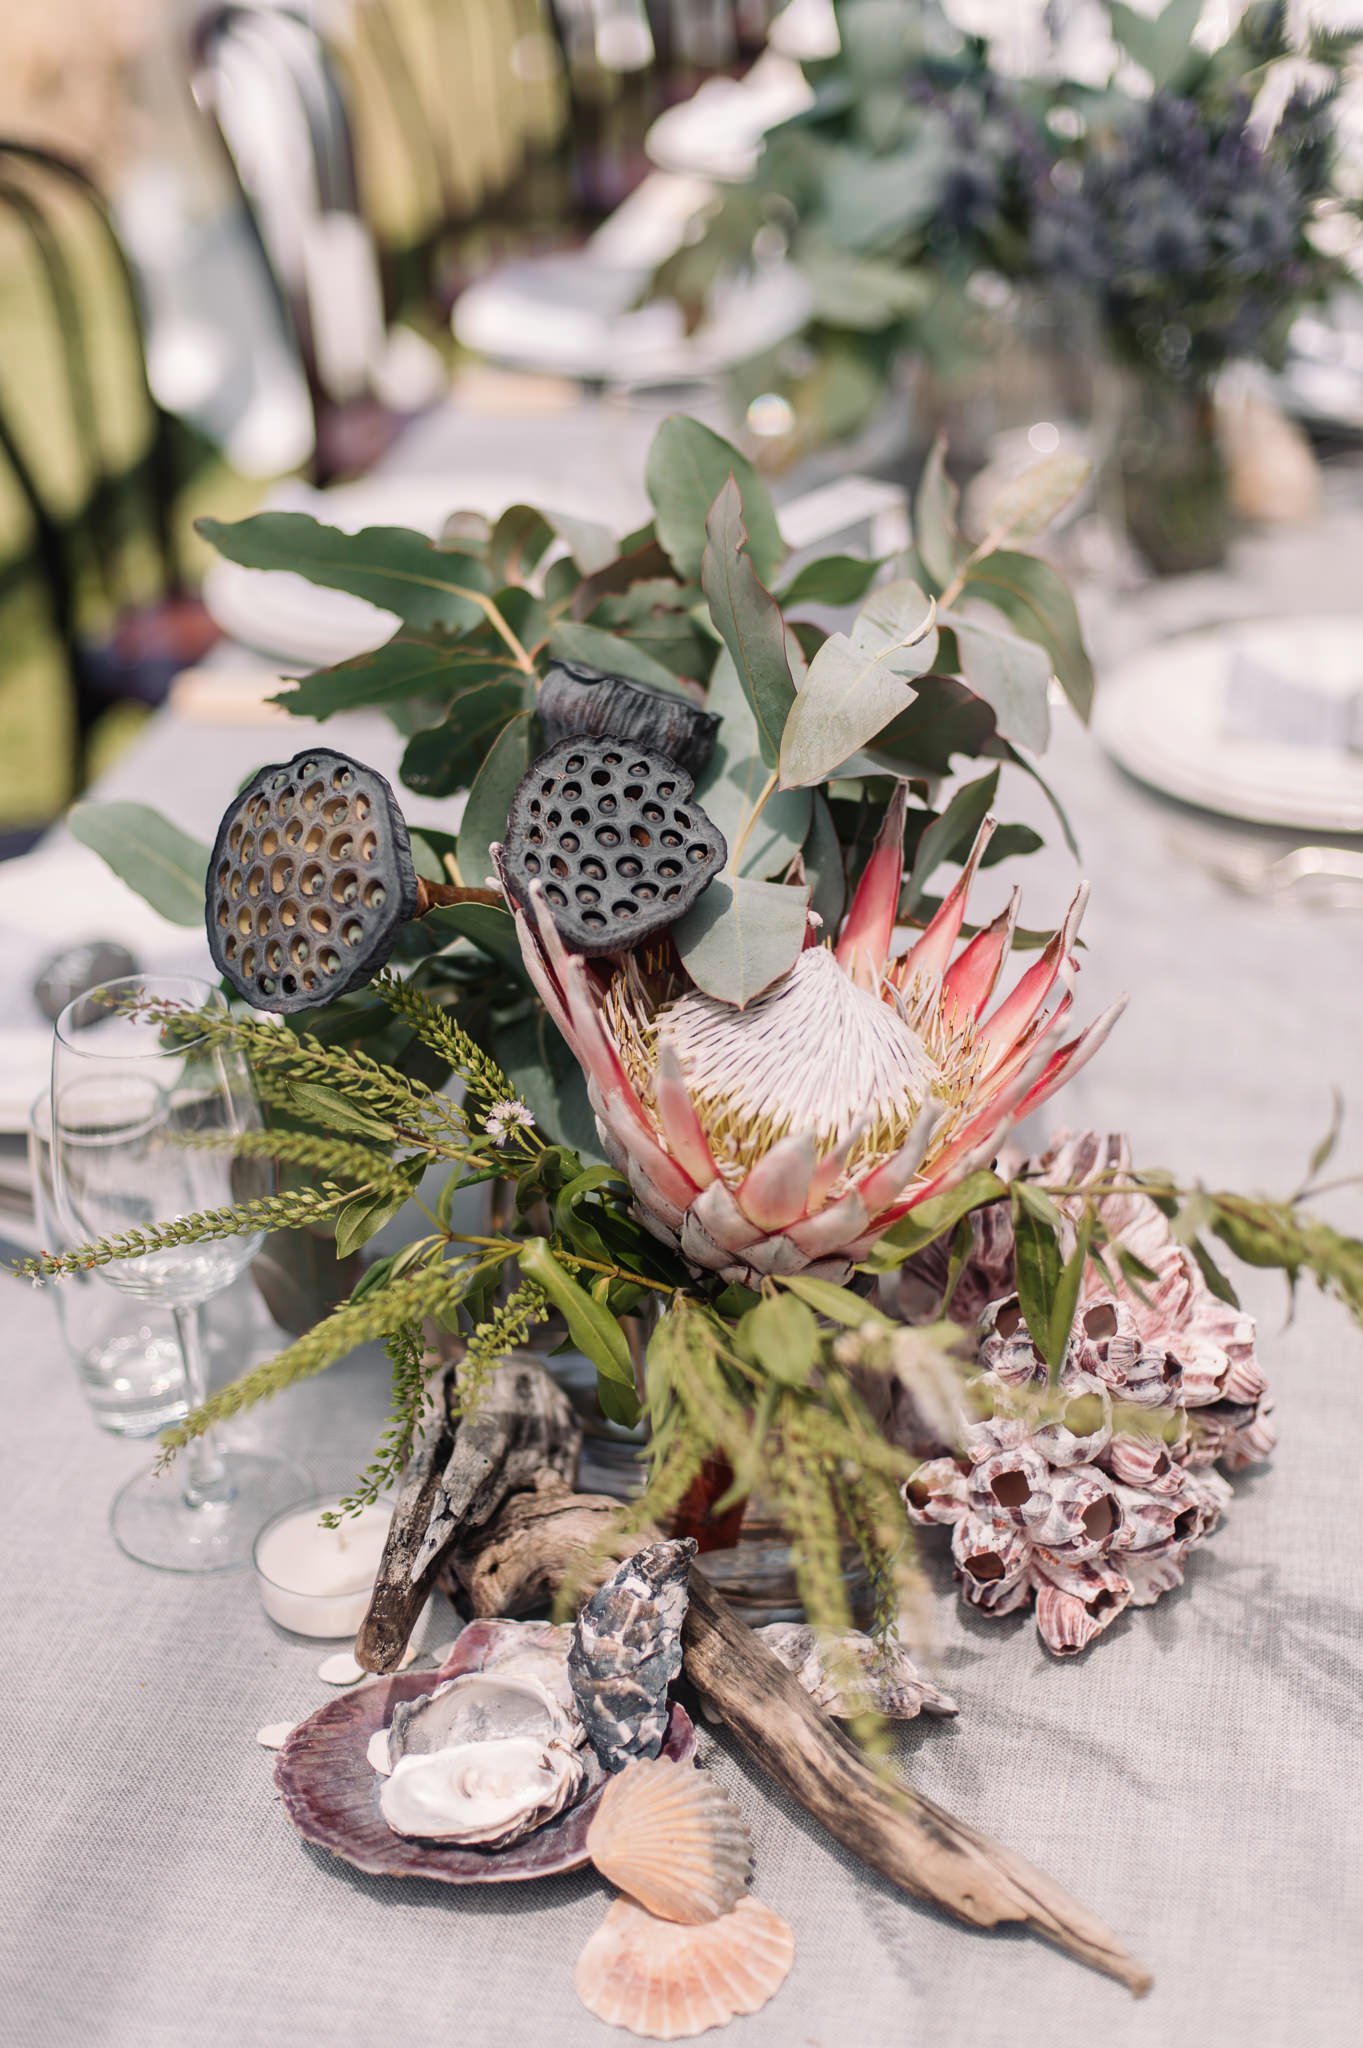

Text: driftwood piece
xmin=440 ymin=1485 xmax=1152 ymax=1997
xmin=356 ymin=1354 xmax=582 ymax=1672
xmin=443 ymin=1480 xmax=656 ymax=1620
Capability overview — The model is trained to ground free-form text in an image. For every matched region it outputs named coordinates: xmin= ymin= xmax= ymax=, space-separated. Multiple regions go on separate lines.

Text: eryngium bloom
xmin=501 ymin=795 xmax=1125 ymax=1285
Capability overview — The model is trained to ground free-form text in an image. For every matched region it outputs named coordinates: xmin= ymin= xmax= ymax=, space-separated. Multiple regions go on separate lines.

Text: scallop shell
xmin=574 ymin=1896 xmax=794 ymax=2040
xmin=587 ymin=1759 xmax=752 ymax=1924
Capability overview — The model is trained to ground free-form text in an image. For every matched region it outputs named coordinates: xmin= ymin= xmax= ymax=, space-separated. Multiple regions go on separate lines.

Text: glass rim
xmin=53 ymin=975 xmax=227 ymax=1060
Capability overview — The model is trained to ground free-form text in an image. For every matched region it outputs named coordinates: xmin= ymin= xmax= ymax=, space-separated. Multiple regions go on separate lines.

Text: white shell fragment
xmin=366 ymin=1729 xmax=393 ymax=1777
xmin=317 ymin=1652 xmax=366 ymax=1686
xmin=575 ymin=1896 xmax=794 ymax=2039
xmin=379 ymin=1734 xmax=583 ymax=1845
xmin=587 ymin=1759 xmax=752 ymax=1923
xmin=255 ymin=1721 xmax=295 ymax=1749
xmin=569 ymin=1539 xmax=697 ymax=1772
xmin=756 ymin=1624 xmax=958 ymax=1721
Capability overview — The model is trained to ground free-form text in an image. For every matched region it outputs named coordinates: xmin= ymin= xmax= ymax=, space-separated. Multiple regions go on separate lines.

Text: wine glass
xmin=51 ymin=975 xmax=309 ymax=1570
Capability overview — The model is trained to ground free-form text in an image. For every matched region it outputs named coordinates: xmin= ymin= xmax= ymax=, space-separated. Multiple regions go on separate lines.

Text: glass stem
xmin=172 ymin=1304 xmax=230 ymax=1507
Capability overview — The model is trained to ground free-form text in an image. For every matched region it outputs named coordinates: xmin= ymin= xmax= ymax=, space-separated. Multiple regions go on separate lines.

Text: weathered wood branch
xmin=355 ymin=1354 xmax=581 ymax=1672
xmin=435 ymin=1484 xmax=1152 ymax=1997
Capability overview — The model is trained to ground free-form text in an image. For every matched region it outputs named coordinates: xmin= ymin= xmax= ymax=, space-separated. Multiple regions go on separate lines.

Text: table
xmin=3 ymin=478 xmax=1362 ymax=2048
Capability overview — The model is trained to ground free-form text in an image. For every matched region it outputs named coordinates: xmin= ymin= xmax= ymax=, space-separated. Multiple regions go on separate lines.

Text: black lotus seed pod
xmin=537 ymin=658 xmax=721 ymax=778
xmin=501 ymin=735 xmax=726 ymax=956
xmin=206 ymin=748 xmax=418 ymax=1012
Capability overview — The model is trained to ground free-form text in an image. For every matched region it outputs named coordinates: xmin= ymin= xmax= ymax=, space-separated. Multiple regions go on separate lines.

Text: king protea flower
xmin=498 ymin=791 xmax=1125 ymax=1286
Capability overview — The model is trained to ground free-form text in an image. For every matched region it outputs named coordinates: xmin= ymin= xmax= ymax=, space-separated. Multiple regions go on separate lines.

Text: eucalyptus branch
xmin=21 ymin=1184 xmax=359 ymax=1281
xmin=156 ymin=1260 xmax=471 ymax=1457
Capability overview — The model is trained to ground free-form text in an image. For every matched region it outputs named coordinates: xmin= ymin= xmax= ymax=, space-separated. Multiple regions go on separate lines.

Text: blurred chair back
xmin=190 ymin=2 xmax=406 ymax=481
xmin=0 ymin=141 xmax=216 ymax=810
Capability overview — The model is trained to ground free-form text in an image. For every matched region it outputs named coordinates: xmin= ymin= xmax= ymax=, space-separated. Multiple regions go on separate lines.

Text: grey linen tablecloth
xmin=4 ymin=526 xmax=1363 ymax=2047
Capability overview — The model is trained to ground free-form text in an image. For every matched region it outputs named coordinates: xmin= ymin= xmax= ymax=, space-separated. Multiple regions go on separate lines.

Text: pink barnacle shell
xmin=1032 ymin=1557 xmax=1131 ymax=1656
xmin=1108 ymin=1485 xmax=1190 ymax=1555
xmin=1027 ymin=1466 xmax=1122 ymax=1562
xmin=903 ymin=1456 xmax=970 ymax=1527
xmin=969 ymin=1443 xmax=1052 ymax=1529
xmin=965 ymin=1410 xmax=1034 ymax=1461
xmin=1123 ymin=1542 xmax=1190 ymax=1608
xmin=1074 ymin=1302 xmax=1181 ymax=1407
xmin=1100 ymin=1428 xmax=1186 ymax=1493
xmin=951 ymin=1510 xmax=1033 ymax=1613
xmin=1221 ymin=1396 xmax=1277 ymax=1472
xmin=977 ymin=1297 xmax=1047 ymax=1386
xmin=1032 ymin=1366 xmax=1112 ymax=1468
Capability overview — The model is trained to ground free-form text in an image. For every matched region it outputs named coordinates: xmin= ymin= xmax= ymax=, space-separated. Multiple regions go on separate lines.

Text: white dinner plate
xmin=1094 ymin=615 xmax=1363 ymax=831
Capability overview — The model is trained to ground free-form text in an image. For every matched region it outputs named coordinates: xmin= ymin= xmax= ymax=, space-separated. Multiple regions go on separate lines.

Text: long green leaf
xmin=457 ymin=710 xmax=535 ymax=892
xmin=672 ymin=875 xmax=809 ymax=1007
xmin=695 ymin=649 xmax=811 ymax=879
xmin=517 ymin=1237 xmax=638 ymax=1398
xmin=68 ymin=801 xmax=210 ymax=927
xmin=778 ymin=552 xmax=884 ymax=606
xmin=275 ymin=636 xmax=522 ymax=722
xmin=738 ymin=1293 xmax=820 ymax=1385
xmin=866 ymin=1170 xmax=1007 ymax=1267
xmin=646 ymin=416 xmax=784 ymax=585
xmin=914 ymin=435 xmax=964 ymax=591
xmin=197 ymin=513 xmax=497 ymax=636
xmin=701 ymin=476 xmax=797 ymax=770
xmin=400 ymin=681 xmax=525 ymax=797
xmin=1012 ymin=1182 xmax=1064 ymax=1371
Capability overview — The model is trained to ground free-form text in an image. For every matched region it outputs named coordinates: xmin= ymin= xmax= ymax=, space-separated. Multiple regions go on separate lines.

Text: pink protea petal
xmin=1011 ymin=996 xmax=1130 ymax=1123
xmin=967 ymin=991 xmax=1073 ymax=1106
xmin=976 ymin=882 xmax=1089 ymax=1074
xmin=892 ymin=815 xmax=997 ymax=993
xmin=654 ymin=1044 xmax=718 ymax=1190
xmin=738 ymin=1233 xmax=811 ymax=1277
xmin=691 ymin=1177 xmax=765 ymax=1252
xmin=783 ymin=1188 xmax=869 ymax=1257
xmin=803 ymin=1118 xmax=872 ymax=1213
xmin=852 ymin=1100 xmax=946 ymax=1216
xmin=940 ymin=887 xmax=1019 ymax=1021
xmin=736 ymin=1131 xmax=819 ymax=1232
xmin=835 ymin=779 xmax=909 ymax=986
xmin=679 ymin=1207 xmax=735 ymax=1273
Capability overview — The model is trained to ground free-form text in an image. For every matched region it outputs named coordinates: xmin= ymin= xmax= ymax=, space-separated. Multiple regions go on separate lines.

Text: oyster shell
xmin=574 ymin=1896 xmax=794 ymax=2039
xmin=379 ymin=1732 xmax=583 ymax=1845
xmin=756 ymin=1623 xmax=958 ymax=1721
xmin=569 ymin=1537 xmax=697 ymax=1772
xmin=386 ymin=1669 xmax=577 ymax=1766
xmin=586 ymin=1758 xmax=752 ymax=1923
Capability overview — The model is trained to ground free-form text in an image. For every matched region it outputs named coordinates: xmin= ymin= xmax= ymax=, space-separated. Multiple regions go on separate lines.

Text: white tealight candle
xmin=253 ymin=1498 xmax=391 ymax=1638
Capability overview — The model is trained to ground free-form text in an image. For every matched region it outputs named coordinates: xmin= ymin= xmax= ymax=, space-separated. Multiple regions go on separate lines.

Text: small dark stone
xmin=205 ymin=748 xmax=418 ymax=1012
xmin=501 ymin=736 xmax=725 ymax=957
xmin=568 ymin=1538 xmax=697 ymax=1772
xmin=538 ymin=659 xmax=721 ymax=778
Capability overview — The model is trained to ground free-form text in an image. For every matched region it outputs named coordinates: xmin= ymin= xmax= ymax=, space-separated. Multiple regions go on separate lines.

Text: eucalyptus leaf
xmin=702 ymin=476 xmax=797 ymax=770
xmin=419 ymin=901 xmax=527 ymax=974
xmin=68 ymin=802 xmax=210 ymax=927
xmin=196 ymin=514 xmax=497 ymax=636
xmin=963 ymin=551 xmax=1094 ymax=722
xmin=274 ymin=635 xmax=523 ymax=722
xmin=547 ymin=619 xmax=689 ymax=694
xmin=941 ymin=609 xmax=1052 ymax=754
xmin=672 ymin=875 xmax=809 ymax=1007
xmin=696 ymin=649 xmax=812 ymax=878
xmin=1108 ymin=0 xmax=1204 ymax=89
xmin=490 ymin=505 xmax=556 ymax=585
xmin=779 ymin=579 xmax=937 ymax=787
xmin=865 ymin=674 xmax=997 ymax=776
xmin=779 ymin=552 xmax=885 ymax=606
xmin=544 ymin=507 xmax=619 ymax=576
xmin=914 ymin=435 xmax=964 ymax=591
xmin=646 ymin=416 xmax=784 ymax=585
xmin=801 ymin=789 xmax=847 ymax=932
xmin=976 ymin=453 xmax=1091 ymax=548
xmin=457 ymin=710 xmax=535 ymax=892
xmin=400 ymin=680 xmax=525 ymax=797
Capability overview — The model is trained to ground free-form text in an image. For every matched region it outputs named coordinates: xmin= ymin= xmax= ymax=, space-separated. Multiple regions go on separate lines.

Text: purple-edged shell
xmin=274 ymin=1623 xmax=697 ymax=1883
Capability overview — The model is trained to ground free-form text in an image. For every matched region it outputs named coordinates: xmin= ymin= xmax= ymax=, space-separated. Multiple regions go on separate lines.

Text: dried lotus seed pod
xmin=206 ymin=748 xmax=418 ymax=1012
xmin=537 ymin=658 xmax=721 ymax=778
xmin=500 ymin=736 xmax=725 ymax=957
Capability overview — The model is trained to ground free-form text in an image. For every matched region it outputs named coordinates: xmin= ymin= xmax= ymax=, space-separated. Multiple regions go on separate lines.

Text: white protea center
xmin=609 ymin=946 xmax=943 ymax=1189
